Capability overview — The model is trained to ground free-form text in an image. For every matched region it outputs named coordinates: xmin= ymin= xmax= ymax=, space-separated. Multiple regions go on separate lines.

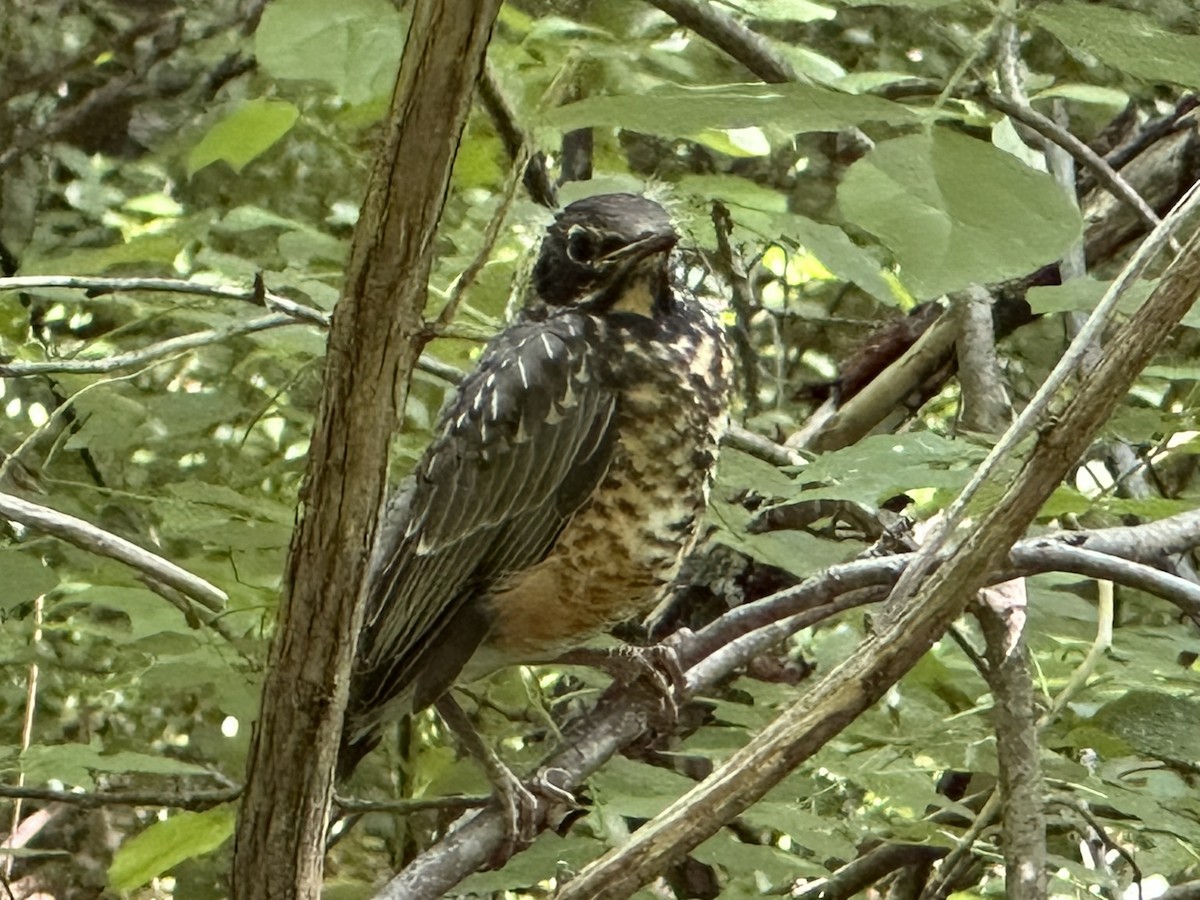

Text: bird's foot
xmin=553 ymin=643 xmax=686 ymax=732
xmin=485 ymin=766 xmax=581 ymax=868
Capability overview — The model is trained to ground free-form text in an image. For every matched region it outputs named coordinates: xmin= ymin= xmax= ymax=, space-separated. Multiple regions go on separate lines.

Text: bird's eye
xmin=565 ymin=225 xmax=597 ymax=264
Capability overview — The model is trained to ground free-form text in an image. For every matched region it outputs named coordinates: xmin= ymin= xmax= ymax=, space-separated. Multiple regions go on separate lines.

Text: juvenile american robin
xmin=339 ymin=193 xmax=733 ymax=804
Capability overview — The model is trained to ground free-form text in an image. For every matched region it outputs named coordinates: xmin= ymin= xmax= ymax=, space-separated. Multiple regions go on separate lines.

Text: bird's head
xmin=532 ymin=193 xmax=678 ymax=318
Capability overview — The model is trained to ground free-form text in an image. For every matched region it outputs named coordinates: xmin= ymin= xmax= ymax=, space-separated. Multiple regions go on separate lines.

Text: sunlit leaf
xmin=840 ymin=128 xmax=1082 ymax=298
xmin=188 ymin=99 xmax=300 ymax=176
xmin=108 ymin=805 xmax=236 ymax=892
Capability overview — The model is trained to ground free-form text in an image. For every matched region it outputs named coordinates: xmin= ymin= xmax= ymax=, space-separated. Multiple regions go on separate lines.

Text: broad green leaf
xmin=677 ymin=175 xmax=892 ymax=301
xmin=50 ymin=586 xmax=196 ymax=644
xmin=108 ymin=805 xmax=236 ymax=892
xmin=456 ymin=832 xmax=604 ymax=893
xmin=0 ymin=549 xmax=58 ymax=612
xmin=256 ymin=0 xmax=406 ymax=104
xmin=1027 ymin=277 xmax=1155 ymax=317
xmin=22 ymin=737 xmax=211 ymax=788
xmin=721 ymin=0 xmax=836 ymax=22
xmin=1093 ymin=691 xmax=1200 ymax=764
xmin=23 ymin=234 xmax=184 ymax=275
xmin=833 ymin=0 xmax=965 ymax=7
xmin=1033 ymin=3 xmax=1200 ymax=91
xmin=785 ymin=432 xmax=987 ymax=506
xmin=840 ymin=128 xmax=1082 ymax=298
xmin=188 ymin=99 xmax=300 ymax=176
xmin=542 ymin=83 xmax=917 ymax=138
xmin=694 ymin=831 xmax=814 ymax=883
xmin=1030 ymin=83 xmax=1130 ymax=111
xmin=591 ymin=756 xmax=699 ymax=818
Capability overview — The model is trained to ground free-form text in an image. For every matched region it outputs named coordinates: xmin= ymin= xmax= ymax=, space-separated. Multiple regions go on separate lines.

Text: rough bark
xmin=229 ymin=2 xmax=502 ymax=897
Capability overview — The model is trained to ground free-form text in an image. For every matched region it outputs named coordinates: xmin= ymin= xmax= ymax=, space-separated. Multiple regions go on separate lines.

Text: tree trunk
xmin=229 ymin=1 xmax=503 ymax=896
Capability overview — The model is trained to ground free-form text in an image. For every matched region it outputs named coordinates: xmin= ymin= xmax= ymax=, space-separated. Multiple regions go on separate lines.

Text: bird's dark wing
xmin=349 ymin=314 xmax=617 ymax=732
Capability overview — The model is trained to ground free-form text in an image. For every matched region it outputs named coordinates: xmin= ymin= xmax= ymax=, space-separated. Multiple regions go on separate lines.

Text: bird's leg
xmin=434 ymin=693 xmax=541 ymax=865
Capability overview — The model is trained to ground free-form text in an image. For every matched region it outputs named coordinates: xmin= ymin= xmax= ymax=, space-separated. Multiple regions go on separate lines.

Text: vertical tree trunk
xmin=230 ymin=2 xmax=502 ymax=896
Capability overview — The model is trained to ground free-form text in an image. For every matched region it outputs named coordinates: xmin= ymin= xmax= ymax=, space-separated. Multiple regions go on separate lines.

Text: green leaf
xmin=23 ymin=234 xmax=185 ymax=276
xmin=51 ymin=586 xmax=196 ymax=644
xmin=840 ymin=128 xmax=1082 ymax=298
xmin=833 ymin=0 xmax=965 ymax=6
xmin=722 ymin=0 xmax=836 ymax=22
xmin=1092 ymin=691 xmax=1200 ymax=764
xmin=22 ymin=738 xmax=211 ymax=788
xmin=256 ymin=0 xmax=406 ymax=104
xmin=456 ymin=832 xmax=604 ymax=893
xmin=677 ymin=175 xmax=892 ymax=301
xmin=786 ymin=432 xmax=987 ymax=506
xmin=1030 ymin=83 xmax=1130 ymax=111
xmin=188 ymin=99 xmax=300 ymax=176
xmin=108 ymin=805 xmax=236 ymax=893
xmin=1027 ymin=277 xmax=1155 ymax=317
xmin=1032 ymin=3 xmax=1200 ymax=91
xmin=0 ymin=549 xmax=58 ymax=612
xmin=541 ymin=83 xmax=917 ymax=139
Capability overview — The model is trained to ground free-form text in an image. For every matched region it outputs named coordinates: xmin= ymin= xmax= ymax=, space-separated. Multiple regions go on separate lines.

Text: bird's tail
xmin=335 ymin=728 xmax=380 ymax=783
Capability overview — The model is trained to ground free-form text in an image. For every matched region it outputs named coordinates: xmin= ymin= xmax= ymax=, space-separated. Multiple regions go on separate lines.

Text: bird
xmin=338 ymin=193 xmax=733 ymax=804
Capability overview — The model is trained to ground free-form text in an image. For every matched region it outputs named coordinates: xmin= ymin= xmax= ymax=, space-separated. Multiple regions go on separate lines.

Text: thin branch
xmin=794 ymin=843 xmax=948 ymax=900
xmin=378 ymin=511 xmax=1200 ymax=895
xmin=1038 ymin=580 xmax=1114 ymax=727
xmin=0 ymin=313 xmax=295 ymax=377
xmin=977 ymin=579 xmax=1046 ymax=900
xmin=0 ymin=783 xmax=240 ymax=812
xmin=646 ymin=0 xmax=797 ymax=83
xmin=722 ymin=423 xmax=806 ymax=467
xmin=4 ymin=596 xmax=43 ymax=880
xmin=0 ymin=491 xmax=227 ymax=613
xmin=921 ymin=791 xmax=1002 ymax=900
xmin=478 ymin=65 xmax=556 ymax=209
xmin=0 ymin=275 xmax=330 ymax=327
xmin=435 ymin=145 xmax=530 ymax=329
xmin=0 ymin=273 xmax=465 ymax=384
xmin=954 ymin=285 xmax=1010 ymax=433
xmin=888 ymin=177 xmax=1200 ymax=607
xmin=710 ymin=202 xmax=761 ymax=414
xmin=980 ymin=91 xmax=1179 ymax=254
xmin=334 ymin=794 xmax=488 ymax=815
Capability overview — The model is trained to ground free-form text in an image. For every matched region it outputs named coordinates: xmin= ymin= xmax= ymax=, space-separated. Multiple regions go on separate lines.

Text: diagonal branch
xmin=0 ymin=313 xmax=295 ymax=377
xmin=377 ymin=508 xmax=1200 ymax=896
xmin=0 ymin=490 xmax=227 ymax=613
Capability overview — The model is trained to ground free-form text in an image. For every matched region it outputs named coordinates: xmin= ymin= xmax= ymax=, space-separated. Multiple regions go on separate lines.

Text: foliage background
xmin=1 ymin=0 xmax=1199 ymax=896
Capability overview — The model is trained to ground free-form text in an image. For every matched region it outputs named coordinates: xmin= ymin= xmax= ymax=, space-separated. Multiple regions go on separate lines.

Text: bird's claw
xmin=486 ymin=767 xmax=581 ymax=868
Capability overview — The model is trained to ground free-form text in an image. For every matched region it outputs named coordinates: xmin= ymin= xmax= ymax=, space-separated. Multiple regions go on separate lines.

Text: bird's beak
xmin=602 ymin=230 xmax=678 ymax=264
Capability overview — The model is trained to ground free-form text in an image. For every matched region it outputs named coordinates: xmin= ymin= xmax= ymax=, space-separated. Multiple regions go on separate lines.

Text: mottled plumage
xmin=340 ymin=194 xmax=732 ymax=776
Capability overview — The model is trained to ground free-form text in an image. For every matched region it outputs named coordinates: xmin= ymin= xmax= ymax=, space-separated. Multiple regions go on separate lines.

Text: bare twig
xmin=646 ymin=0 xmax=796 ymax=83
xmin=3 ymin=595 xmax=43 ymax=880
xmin=722 ymin=423 xmax=806 ymax=467
xmin=0 ymin=273 xmax=468 ymax=384
xmin=0 ymin=491 xmax=227 ymax=613
xmin=0 ymin=783 xmax=240 ymax=812
xmin=981 ymin=91 xmax=1179 ymax=254
xmin=921 ymin=791 xmax=1002 ymax=900
xmin=435 ymin=145 xmax=530 ymax=329
xmin=977 ymin=579 xmax=1046 ymax=900
xmin=0 ymin=275 xmax=330 ymax=327
xmin=1038 ymin=580 xmax=1114 ymax=727
xmin=710 ymin=202 xmax=761 ymax=413
xmin=0 ymin=313 xmax=296 ymax=377
xmin=954 ymin=285 xmax=1010 ymax=432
